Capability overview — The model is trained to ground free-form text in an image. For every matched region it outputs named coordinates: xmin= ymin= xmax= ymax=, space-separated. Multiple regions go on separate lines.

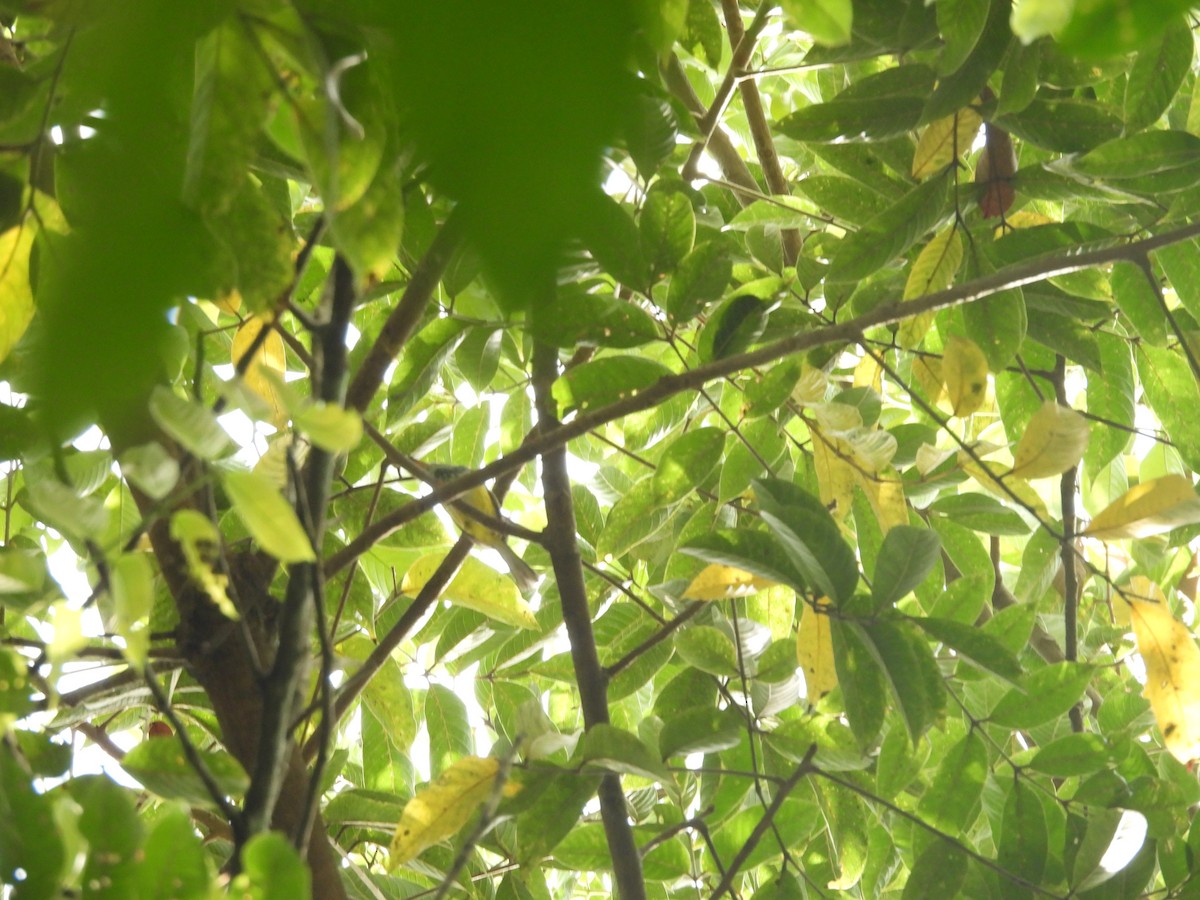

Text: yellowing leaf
xmin=221 ymin=468 xmax=316 ymax=563
xmin=1129 ymin=599 xmax=1200 ymax=763
xmin=797 ymin=598 xmax=837 ymax=700
xmin=942 ymin=336 xmax=989 ymax=417
xmin=683 ymin=563 xmax=777 ymax=600
xmin=0 ymin=223 xmax=35 ymax=365
xmin=899 ymin=227 xmax=963 ymax=348
xmin=215 ymin=289 xmax=243 ymax=315
xmin=994 ymin=210 xmax=1055 ymax=238
xmin=912 ymin=355 xmax=945 ymax=404
xmin=861 ymin=473 xmax=909 ymax=533
xmin=1118 ymin=576 xmax=1166 ymax=628
xmin=403 ymin=553 xmax=538 ymax=629
xmin=811 ymin=425 xmax=858 ymax=520
xmin=912 ymin=107 xmax=983 ymax=179
xmin=388 ymin=756 xmax=502 ymax=869
xmin=1009 ymin=401 xmax=1089 ymax=479
xmin=1084 ymin=475 xmax=1200 ymax=542
xmin=169 ymin=509 xmax=237 ymax=618
xmin=232 ymin=315 xmax=288 ymax=426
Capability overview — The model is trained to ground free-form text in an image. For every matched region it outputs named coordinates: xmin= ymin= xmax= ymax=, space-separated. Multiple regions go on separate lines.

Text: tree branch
xmin=326 ymin=220 xmax=1200 ymax=575
xmin=531 ymin=340 xmax=645 ymax=900
xmin=1052 ymin=355 xmax=1085 ymax=733
xmin=345 ymin=209 xmax=464 ymax=412
xmin=242 ymin=255 xmax=355 ymax=845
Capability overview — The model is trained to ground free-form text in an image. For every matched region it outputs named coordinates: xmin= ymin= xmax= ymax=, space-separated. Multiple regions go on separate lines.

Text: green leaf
xmin=1029 ymin=733 xmax=1114 ymax=777
xmin=917 ymin=729 xmax=987 ymax=833
xmin=870 ymin=526 xmax=941 ymax=610
xmin=963 ymin=286 xmax=1025 ymax=371
xmin=148 ymin=386 xmax=232 ymax=460
xmin=682 ymin=528 xmax=808 ymax=591
xmin=120 ymin=739 xmax=249 ymax=807
xmin=551 ymin=356 xmax=672 ymax=415
xmin=579 ymin=190 xmax=650 ymax=289
xmin=1123 ymin=19 xmax=1193 ymax=132
xmin=1156 ymin=238 xmax=1200 ymax=322
xmin=778 ymin=96 xmax=924 ymax=144
xmin=826 ymin=170 xmax=952 ymax=283
xmin=700 ymin=295 xmax=771 ymax=361
xmin=928 ymin=493 xmax=1031 ymax=535
xmin=653 ymin=427 xmax=725 ymax=504
xmin=999 ymin=97 xmax=1124 ymax=153
xmin=1110 ymin=262 xmax=1168 ymax=346
xmin=623 ymin=90 xmax=677 ymax=179
xmin=921 ymin=0 xmax=1010 ymax=123
xmin=991 ymin=663 xmax=1095 ymax=729
xmin=658 ymin=707 xmax=744 ymax=757
xmin=236 ymin=832 xmax=310 ymax=899
xmin=0 ymin=741 xmax=64 ymax=897
xmin=1137 ymin=345 xmax=1200 ymax=472
xmin=21 ymin=478 xmax=109 ymax=542
xmin=220 ymin=468 xmax=316 ymax=563
xmin=1064 ymin=130 xmax=1200 ymax=195
xmin=830 ymin=619 xmax=888 ymax=746
xmin=387 ymin=317 xmax=470 ymax=422
xmin=531 ymin=286 xmax=659 ymax=349
xmin=666 ymin=236 xmax=735 ymax=321
xmin=683 ymin=0 xmax=723 ymax=66
xmin=758 ymin=500 xmax=859 ymax=606
xmin=137 ymin=806 xmax=214 ymax=898
xmin=794 ymin=175 xmax=890 ymax=227
xmin=425 ymin=684 xmax=472 ymax=779
xmin=1058 ymin=0 xmax=1191 ymax=59
xmin=1085 ymin=332 xmax=1135 ymax=477
xmin=294 ymin=403 xmax=364 ymax=453
xmin=640 ymin=191 xmax=695 ymax=278
xmin=934 ymin=0 xmax=990 ymax=76
xmin=575 ymin=724 xmax=673 ymax=784
xmin=71 ymin=775 xmax=142 ymax=897
xmin=998 ymin=780 xmax=1048 ymax=885
xmin=862 ymin=618 xmax=944 ymax=742
xmin=780 ymin=0 xmax=853 ymax=46
xmin=913 ymin=616 xmax=1023 ymax=684
xmin=903 ymin=840 xmax=967 ymax=899
xmin=674 ymin=625 xmax=739 ymax=677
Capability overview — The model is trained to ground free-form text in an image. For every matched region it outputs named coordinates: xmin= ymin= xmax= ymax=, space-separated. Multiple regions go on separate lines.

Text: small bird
xmin=427 ymin=464 xmax=540 ymax=593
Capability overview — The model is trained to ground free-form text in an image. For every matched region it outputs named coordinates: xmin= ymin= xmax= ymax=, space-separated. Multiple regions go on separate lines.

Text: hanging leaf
xmin=1008 ymin=401 xmax=1089 ymax=479
xmin=898 ymin=226 xmax=963 ymax=348
xmin=387 ymin=756 xmax=505 ymax=869
xmin=797 ymin=598 xmax=837 ymax=700
xmin=148 ymin=386 xmax=233 ymax=460
xmin=912 ymin=108 xmax=983 ymax=179
xmin=220 ymin=468 xmax=315 ymax=564
xmin=1129 ymin=598 xmax=1200 ymax=763
xmin=0 ymin=222 xmax=36 ymax=365
xmin=1084 ymin=474 xmax=1200 ymax=541
xmin=942 ymin=335 xmax=989 ymax=417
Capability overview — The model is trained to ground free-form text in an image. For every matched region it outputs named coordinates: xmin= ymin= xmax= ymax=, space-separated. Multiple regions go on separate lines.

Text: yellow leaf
xmin=683 ymin=564 xmax=777 ymax=600
xmin=388 ymin=756 xmax=503 ymax=869
xmin=811 ymin=425 xmax=858 ymax=520
xmin=797 ymin=598 xmax=837 ymax=700
xmin=860 ymin=474 xmax=909 ymax=533
xmin=912 ymin=107 xmax=984 ymax=179
xmin=899 ymin=227 xmax=963 ymax=348
xmin=942 ymin=335 xmax=989 ymax=417
xmin=1084 ymin=475 xmax=1200 ymax=542
xmin=232 ymin=315 xmax=288 ymax=426
xmin=912 ymin=355 xmax=945 ymax=404
xmin=1129 ymin=599 xmax=1200 ymax=763
xmin=994 ymin=210 xmax=1055 ymax=238
xmin=1009 ymin=401 xmax=1089 ymax=479
xmin=853 ymin=355 xmax=882 ymax=390
xmin=215 ymin=289 xmax=243 ymax=315
xmin=1118 ymin=576 xmax=1166 ymax=628
xmin=403 ymin=553 xmax=539 ymax=629
xmin=0 ymin=223 xmax=36 ymax=365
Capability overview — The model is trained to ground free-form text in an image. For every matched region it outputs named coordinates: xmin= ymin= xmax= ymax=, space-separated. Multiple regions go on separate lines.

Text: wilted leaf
xmin=1129 ymin=599 xmax=1200 ymax=763
xmin=1084 ymin=474 xmax=1200 ymax=541
xmin=1008 ymin=401 xmax=1089 ymax=479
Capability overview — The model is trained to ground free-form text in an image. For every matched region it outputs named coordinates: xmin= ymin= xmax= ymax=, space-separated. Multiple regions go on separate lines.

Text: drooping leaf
xmin=220 ymin=468 xmax=316 ymax=564
xmin=898 ymin=225 xmax=963 ymax=348
xmin=912 ymin=108 xmax=983 ymax=179
xmin=1084 ymin=475 xmax=1200 ymax=541
xmin=797 ymin=597 xmax=838 ymax=701
xmin=942 ymin=335 xmax=989 ymax=417
xmin=870 ymin=526 xmax=941 ymax=611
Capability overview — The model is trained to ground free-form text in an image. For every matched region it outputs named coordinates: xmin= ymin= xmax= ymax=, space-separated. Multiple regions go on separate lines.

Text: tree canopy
xmin=4 ymin=0 xmax=1200 ymax=897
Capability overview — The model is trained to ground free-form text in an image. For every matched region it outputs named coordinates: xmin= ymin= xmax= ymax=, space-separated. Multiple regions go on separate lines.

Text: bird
xmin=426 ymin=464 xmax=540 ymax=593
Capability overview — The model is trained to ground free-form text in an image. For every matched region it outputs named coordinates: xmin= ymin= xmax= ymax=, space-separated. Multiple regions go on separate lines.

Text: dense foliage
xmin=4 ymin=0 xmax=1200 ymax=897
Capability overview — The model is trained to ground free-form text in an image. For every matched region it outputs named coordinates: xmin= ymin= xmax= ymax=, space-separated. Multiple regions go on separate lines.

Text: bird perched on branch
xmin=427 ymin=464 xmax=540 ymax=594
